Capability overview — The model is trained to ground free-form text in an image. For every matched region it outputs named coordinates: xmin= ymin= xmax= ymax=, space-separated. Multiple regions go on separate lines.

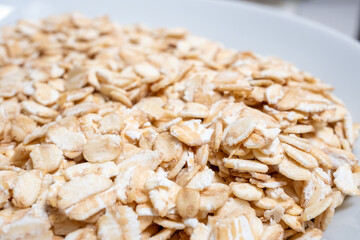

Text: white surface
xmin=242 ymin=0 xmax=360 ymax=37
xmin=297 ymin=0 xmax=360 ymax=37
xmin=0 ymin=0 xmax=359 ymax=238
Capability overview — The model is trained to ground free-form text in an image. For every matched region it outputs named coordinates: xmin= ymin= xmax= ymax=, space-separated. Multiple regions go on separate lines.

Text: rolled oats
xmin=281 ymin=214 xmax=304 ymax=232
xmin=0 ymin=13 xmax=358 ymax=240
xmin=301 ymin=196 xmax=333 ymax=221
xmin=21 ymin=100 xmax=58 ymax=118
xmin=222 ymin=116 xmax=258 ymax=146
xmin=153 ymin=132 xmax=183 ymax=163
xmin=176 ymin=188 xmax=200 ymax=218
xmin=57 ymin=174 xmax=112 ymax=209
xmin=261 ymin=224 xmax=284 ymax=240
xmin=170 ymin=120 xmax=213 ymax=146
xmin=65 ymin=227 xmax=97 ymax=240
xmin=230 ymin=182 xmax=263 ymax=201
xmin=10 ymin=114 xmax=37 ymax=142
xmin=282 ymin=143 xmax=318 ymax=169
xmin=153 ymin=217 xmax=185 ymax=230
xmin=181 ymin=102 xmax=209 ymax=119
xmin=12 ymin=170 xmax=42 ymax=207
xmin=333 ymin=164 xmax=360 ymax=196
xmin=284 ymin=124 xmax=315 ymax=134
xmin=83 ymin=134 xmax=121 ymax=163
xmin=265 ymin=84 xmax=284 ymax=105
xmin=276 ymin=156 xmax=311 ymax=181
xmin=199 ymin=183 xmax=230 ymax=213
xmin=64 ymin=162 xmax=118 ymax=180
xmin=190 ymin=223 xmax=211 ymax=240
xmin=224 ymin=158 xmax=269 ymax=173
xmin=65 ymin=187 xmax=116 ymax=221
xmin=46 ymin=125 xmax=86 ymax=152
xmin=186 ymin=167 xmax=214 ymax=190
xmin=30 ymin=144 xmax=63 ymax=173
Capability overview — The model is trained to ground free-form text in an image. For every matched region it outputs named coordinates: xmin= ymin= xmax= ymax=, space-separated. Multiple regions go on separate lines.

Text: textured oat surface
xmin=0 ymin=13 xmax=359 ymax=240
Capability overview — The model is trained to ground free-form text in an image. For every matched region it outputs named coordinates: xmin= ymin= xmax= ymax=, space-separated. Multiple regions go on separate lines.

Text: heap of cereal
xmin=0 ymin=14 xmax=359 ymax=240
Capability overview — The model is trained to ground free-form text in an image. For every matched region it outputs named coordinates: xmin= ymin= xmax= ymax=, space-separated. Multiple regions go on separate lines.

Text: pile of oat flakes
xmin=0 ymin=13 xmax=359 ymax=240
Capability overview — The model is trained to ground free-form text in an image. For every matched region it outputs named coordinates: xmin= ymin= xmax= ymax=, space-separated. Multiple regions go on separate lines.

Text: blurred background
xmin=0 ymin=0 xmax=359 ymax=41
xmin=239 ymin=0 xmax=360 ymax=40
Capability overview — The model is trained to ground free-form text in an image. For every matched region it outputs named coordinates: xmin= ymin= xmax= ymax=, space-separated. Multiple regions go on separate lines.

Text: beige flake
xmin=34 ymin=83 xmax=60 ymax=106
xmin=30 ymin=144 xmax=63 ymax=172
xmin=281 ymin=214 xmax=304 ymax=232
xmin=176 ymin=188 xmax=200 ymax=218
xmin=252 ymin=148 xmax=284 ymax=165
xmin=224 ymin=158 xmax=269 ymax=173
xmin=180 ymin=102 xmax=209 ymax=119
xmin=276 ymin=89 xmax=300 ymax=111
xmin=195 ymin=144 xmax=209 ymax=167
xmin=213 ymin=215 xmax=256 ymax=240
xmin=279 ymin=134 xmax=311 ymax=153
xmin=153 ymin=217 xmax=185 ymax=229
xmin=97 ymin=209 xmax=123 ymax=239
xmin=21 ymin=100 xmax=58 ymax=118
xmin=50 ymin=64 xmax=65 ymax=78
xmin=12 ymin=170 xmax=42 ymax=207
xmin=100 ymin=205 xmax=141 ymax=240
xmin=265 ymin=84 xmax=284 ymax=105
xmin=47 ymin=125 xmax=86 ymax=151
xmin=99 ymin=113 xmax=124 ymax=134
xmin=135 ymin=97 xmax=168 ymax=120
xmin=222 ymin=116 xmax=258 ymax=146
xmin=310 ymin=147 xmax=332 ymax=169
xmin=282 ymin=143 xmax=318 ymax=169
xmin=170 ymin=120 xmax=213 ymax=146
xmin=65 ymin=227 xmax=97 ymax=240
xmin=64 ymin=162 xmax=118 ymax=180
xmin=134 ymin=62 xmax=161 ymax=83
xmin=65 ymin=187 xmax=116 ymax=221
xmin=344 ymin=113 xmax=354 ymax=145
xmin=295 ymin=101 xmax=329 ymax=113
xmin=63 ymin=102 xmax=99 ymax=117
xmin=83 ymin=134 xmax=121 ymax=163
xmin=57 ymin=174 xmax=112 ymax=209
xmin=11 ymin=114 xmax=37 ymax=142
xmin=231 ymin=182 xmax=263 ymax=201
xmin=0 ymin=211 xmax=52 ymax=240
xmin=148 ymin=179 xmax=181 ymax=217
xmin=199 ymin=183 xmax=230 ymax=212
xmin=254 ymin=197 xmax=292 ymax=210
xmin=149 ymin=228 xmax=175 ymax=240
xmin=175 ymin=165 xmax=201 ymax=187
xmin=333 ymin=164 xmax=360 ymax=196
xmin=65 ymin=68 xmax=88 ymax=90
xmin=190 ymin=223 xmax=211 ymax=240
xmin=186 ymin=167 xmax=214 ymax=190
xmin=289 ymin=228 xmax=322 ymax=240
xmin=284 ymin=125 xmax=314 ymax=134
xmin=59 ymin=87 xmax=94 ymax=104
xmin=316 ymin=127 xmax=341 ymax=148
xmin=117 ymin=150 xmax=161 ymax=171
xmin=277 ymin=156 xmax=311 ymax=181
xmin=153 ymin=132 xmax=183 ymax=162
xmin=264 ymin=205 xmax=285 ymax=223
xmin=110 ymin=90 xmax=133 ymax=108
xmin=301 ymin=196 xmax=332 ymax=221
xmin=260 ymin=224 xmax=284 ymax=240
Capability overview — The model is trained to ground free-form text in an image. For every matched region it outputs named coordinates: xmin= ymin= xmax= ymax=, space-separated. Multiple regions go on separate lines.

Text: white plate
xmin=1 ymin=0 xmax=359 ymax=239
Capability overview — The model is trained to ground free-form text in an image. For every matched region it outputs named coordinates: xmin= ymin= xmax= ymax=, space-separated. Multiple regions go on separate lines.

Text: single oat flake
xmin=0 ymin=13 xmax=358 ymax=240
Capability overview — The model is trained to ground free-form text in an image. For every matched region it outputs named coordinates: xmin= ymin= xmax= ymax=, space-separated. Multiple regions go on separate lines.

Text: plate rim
xmin=209 ymin=0 xmax=360 ymax=50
